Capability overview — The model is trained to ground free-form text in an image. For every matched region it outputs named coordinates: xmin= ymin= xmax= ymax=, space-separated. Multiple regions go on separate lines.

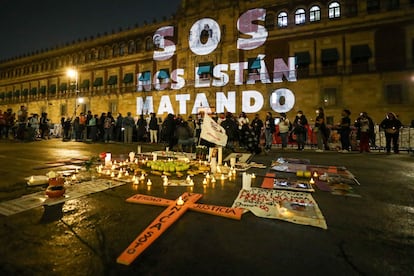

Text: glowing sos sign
xmin=153 ymin=8 xmax=268 ymax=58
xmin=146 ymin=8 xmax=296 ymax=115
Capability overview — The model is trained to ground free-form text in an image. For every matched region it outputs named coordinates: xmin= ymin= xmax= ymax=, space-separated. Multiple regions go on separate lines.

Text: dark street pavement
xmin=0 ymin=139 xmax=413 ymax=276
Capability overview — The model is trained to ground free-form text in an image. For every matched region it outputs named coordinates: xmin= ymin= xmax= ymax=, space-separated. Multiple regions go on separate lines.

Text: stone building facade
xmin=1 ymin=0 xmax=414 ymax=126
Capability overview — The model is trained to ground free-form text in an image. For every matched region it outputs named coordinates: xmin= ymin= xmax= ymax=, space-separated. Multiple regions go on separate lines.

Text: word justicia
xmin=135 ymin=8 xmax=298 ymax=115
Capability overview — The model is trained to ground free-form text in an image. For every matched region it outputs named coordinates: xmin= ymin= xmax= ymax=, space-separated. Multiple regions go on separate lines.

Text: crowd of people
xmin=0 ymin=105 xmax=408 ymax=154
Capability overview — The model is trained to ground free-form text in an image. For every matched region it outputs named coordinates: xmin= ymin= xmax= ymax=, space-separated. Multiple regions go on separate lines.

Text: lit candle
xmin=220 ymin=174 xmax=225 ymax=180
xmin=251 ymin=173 xmax=256 ymax=179
xmin=110 ymin=172 xmax=115 ymax=178
xmin=228 ymin=171 xmax=232 ymax=178
xmin=202 ymin=178 xmax=208 ymax=185
xmin=140 ymin=174 xmax=145 ymax=181
xmin=309 ymin=178 xmax=315 ymax=184
xmin=117 ymin=172 xmax=122 ymax=178
xmin=186 ymin=175 xmax=191 ymax=182
xmin=176 ymin=196 xmax=184 ymax=206
xmin=105 ymin=153 xmax=112 ymax=166
xmin=206 ymin=173 xmax=210 ymax=179
xmin=132 ymin=175 xmax=136 ymax=182
xmin=71 ymin=174 xmax=77 ymax=181
xmin=313 ymin=171 xmax=319 ymax=178
xmin=125 ymin=171 xmax=129 ymax=177
xmin=129 ymin=151 xmax=135 ymax=162
xmin=218 ymin=147 xmax=223 ymax=165
xmin=217 ymin=165 xmax=221 ymax=173
xmin=211 ymin=177 xmax=216 ymax=183
xmin=189 ymin=179 xmax=194 ymax=186
xmin=29 ymin=176 xmax=34 ymax=183
xmin=133 ymin=178 xmax=139 ymax=185
xmin=147 ymin=179 xmax=152 ymax=186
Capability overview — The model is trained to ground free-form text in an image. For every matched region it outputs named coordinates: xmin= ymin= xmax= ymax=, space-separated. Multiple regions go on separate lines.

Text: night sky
xmin=0 ymin=0 xmax=181 ymax=60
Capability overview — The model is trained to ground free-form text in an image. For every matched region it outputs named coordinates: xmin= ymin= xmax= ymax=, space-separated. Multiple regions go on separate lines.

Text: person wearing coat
xmin=380 ymin=112 xmax=402 ymax=154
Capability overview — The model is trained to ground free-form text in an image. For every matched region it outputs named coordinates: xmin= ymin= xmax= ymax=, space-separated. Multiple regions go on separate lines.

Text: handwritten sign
xmin=232 ymin=188 xmax=327 ymax=229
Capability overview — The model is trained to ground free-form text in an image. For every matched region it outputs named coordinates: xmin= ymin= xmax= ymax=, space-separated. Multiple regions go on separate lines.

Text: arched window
xmin=112 ymin=45 xmax=119 ymax=57
xmin=98 ymin=48 xmax=104 ymax=59
xmin=310 ymin=6 xmax=321 ymax=22
xmin=128 ymin=41 xmax=136 ymax=54
xmin=265 ymin=13 xmax=275 ymax=29
xmin=90 ymin=49 xmax=96 ymax=60
xmin=145 ymin=37 xmax=153 ymax=51
xmin=278 ymin=12 xmax=288 ymax=28
xmin=135 ymin=39 xmax=142 ymax=52
xmin=295 ymin=8 xmax=306 ymax=25
xmin=104 ymin=47 xmax=110 ymax=59
xmin=119 ymin=43 xmax=125 ymax=56
xmin=329 ymin=2 xmax=341 ymax=19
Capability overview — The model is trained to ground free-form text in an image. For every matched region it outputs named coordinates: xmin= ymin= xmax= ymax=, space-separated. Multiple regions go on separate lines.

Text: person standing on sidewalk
xmin=355 ymin=112 xmax=370 ymax=153
xmin=339 ymin=109 xmax=351 ymax=152
xmin=314 ymin=107 xmax=328 ymax=152
xmin=148 ymin=113 xmax=159 ymax=143
xmin=278 ymin=113 xmax=291 ymax=150
xmin=380 ymin=112 xmax=402 ymax=154
xmin=293 ymin=111 xmax=308 ymax=151
xmin=122 ymin=112 xmax=135 ymax=144
xmin=264 ymin=112 xmax=275 ymax=152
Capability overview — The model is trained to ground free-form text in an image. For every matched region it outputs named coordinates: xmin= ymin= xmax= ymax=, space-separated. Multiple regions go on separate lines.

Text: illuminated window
xmin=310 ymin=6 xmax=321 ymax=22
xmin=295 ymin=9 xmax=306 ymax=25
xmin=278 ymin=12 xmax=288 ymax=28
xmin=329 ymin=2 xmax=341 ymax=19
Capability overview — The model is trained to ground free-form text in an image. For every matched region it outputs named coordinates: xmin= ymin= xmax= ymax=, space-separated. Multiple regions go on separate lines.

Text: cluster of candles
xmin=309 ymin=171 xmax=319 ymax=185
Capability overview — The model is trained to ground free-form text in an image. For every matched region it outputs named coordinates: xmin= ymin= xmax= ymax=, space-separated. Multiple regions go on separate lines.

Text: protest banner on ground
xmin=232 ymin=187 xmax=327 ymax=229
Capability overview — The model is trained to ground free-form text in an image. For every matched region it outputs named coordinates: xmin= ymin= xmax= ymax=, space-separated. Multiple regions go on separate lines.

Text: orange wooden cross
xmin=117 ymin=192 xmax=244 ymax=265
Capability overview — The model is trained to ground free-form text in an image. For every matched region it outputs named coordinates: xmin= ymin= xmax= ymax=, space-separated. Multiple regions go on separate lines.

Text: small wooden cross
xmin=117 ymin=192 xmax=243 ymax=265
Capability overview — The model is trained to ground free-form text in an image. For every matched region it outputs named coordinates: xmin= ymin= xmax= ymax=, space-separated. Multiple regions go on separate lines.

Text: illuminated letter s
xmin=237 ymin=8 xmax=268 ymax=50
xmin=153 ymin=26 xmax=176 ymax=61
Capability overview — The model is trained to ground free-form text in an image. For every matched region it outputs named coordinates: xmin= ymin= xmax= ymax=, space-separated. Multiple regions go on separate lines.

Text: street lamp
xmin=66 ymin=68 xmax=83 ymax=117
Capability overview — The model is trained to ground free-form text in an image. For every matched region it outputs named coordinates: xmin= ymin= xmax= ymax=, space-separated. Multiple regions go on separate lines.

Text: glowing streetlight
xmin=66 ymin=68 xmax=82 ymax=116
